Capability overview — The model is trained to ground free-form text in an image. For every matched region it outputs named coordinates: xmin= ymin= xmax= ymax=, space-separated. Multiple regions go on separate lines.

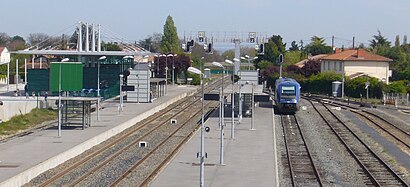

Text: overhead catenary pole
xmin=234 ymin=39 xmax=241 ymax=75
xmin=352 ymin=36 xmax=355 ymax=49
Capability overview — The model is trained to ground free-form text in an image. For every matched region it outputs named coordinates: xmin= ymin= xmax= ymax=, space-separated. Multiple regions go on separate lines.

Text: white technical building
xmin=0 ymin=47 xmax=10 ymax=65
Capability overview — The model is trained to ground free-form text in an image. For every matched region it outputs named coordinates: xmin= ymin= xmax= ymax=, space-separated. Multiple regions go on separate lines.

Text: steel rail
xmin=306 ymin=98 xmax=408 ymax=186
xmin=281 ymin=114 xmax=323 ymax=187
xmin=39 ymin=78 xmax=227 ymax=186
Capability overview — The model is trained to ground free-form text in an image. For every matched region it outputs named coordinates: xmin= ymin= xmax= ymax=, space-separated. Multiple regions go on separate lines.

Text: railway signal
xmin=278 ymin=53 xmax=284 ymax=64
xmin=256 ymin=43 xmax=264 ymax=54
xmin=183 ymin=40 xmax=195 ymax=53
xmin=204 ymin=43 xmax=213 ymax=54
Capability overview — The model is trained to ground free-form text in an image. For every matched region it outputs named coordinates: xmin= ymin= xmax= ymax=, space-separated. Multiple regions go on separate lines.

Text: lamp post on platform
xmin=159 ymin=54 xmax=168 ymax=94
xmin=167 ymin=54 xmax=177 ymax=85
xmin=241 ymin=55 xmax=258 ymax=70
xmin=58 ymin=58 xmax=70 ymax=137
xmin=212 ymin=61 xmax=227 ymax=165
xmin=187 ymin=66 xmax=205 ymax=187
xmin=97 ymin=56 xmax=106 ymax=121
xmin=224 ymin=59 xmax=235 ymax=139
xmin=119 ymin=74 xmax=124 ymax=115
xmin=233 ymin=58 xmax=242 ymax=123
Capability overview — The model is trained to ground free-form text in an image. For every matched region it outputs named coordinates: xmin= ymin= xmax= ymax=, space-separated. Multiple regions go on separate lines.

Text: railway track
xmin=304 ymin=95 xmax=410 ymax=151
xmin=32 ymin=78 xmax=230 ymax=187
xmin=280 ymin=114 xmax=323 ymax=187
xmin=306 ymin=98 xmax=409 ymax=186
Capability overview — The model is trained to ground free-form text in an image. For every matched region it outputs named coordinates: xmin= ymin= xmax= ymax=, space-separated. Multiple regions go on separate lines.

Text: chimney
xmin=335 ymin=48 xmax=341 ymax=54
xmin=357 ymin=49 xmax=365 ymax=58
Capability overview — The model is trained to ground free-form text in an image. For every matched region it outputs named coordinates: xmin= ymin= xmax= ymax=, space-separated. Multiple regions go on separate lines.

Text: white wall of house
xmin=321 ymin=60 xmax=344 ymax=73
xmin=0 ymin=48 xmax=11 ymax=65
xmin=321 ymin=60 xmax=390 ymax=84
xmin=344 ymin=61 xmax=389 ymax=84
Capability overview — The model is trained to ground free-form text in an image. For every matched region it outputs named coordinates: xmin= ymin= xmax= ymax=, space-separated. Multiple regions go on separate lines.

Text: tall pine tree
xmin=160 ymin=15 xmax=179 ymax=53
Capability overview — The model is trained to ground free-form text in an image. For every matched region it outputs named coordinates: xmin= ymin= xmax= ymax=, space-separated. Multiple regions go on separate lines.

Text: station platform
xmin=151 ymin=101 xmax=278 ymax=187
xmin=0 ymin=85 xmax=197 ymax=187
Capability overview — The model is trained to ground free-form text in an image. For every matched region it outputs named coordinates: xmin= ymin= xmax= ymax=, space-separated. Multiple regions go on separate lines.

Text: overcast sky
xmin=2 ymin=0 xmax=409 ymax=48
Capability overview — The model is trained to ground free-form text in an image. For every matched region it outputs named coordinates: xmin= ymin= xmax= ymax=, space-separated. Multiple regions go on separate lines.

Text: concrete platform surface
xmin=151 ymin=102 xmax=277 ymax=187
xmin=0 ymin=85 xmax=197 ymax=187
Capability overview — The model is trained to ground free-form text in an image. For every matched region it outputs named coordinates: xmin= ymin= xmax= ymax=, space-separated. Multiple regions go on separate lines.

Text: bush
xmin=300 ymin=72 xmax=342 ymax=94
xmin=345 ymin=76 xmax=384 ymax=98
xmin=385 ymin=80 xmax=408 ymax=94
xmin=187 ymin=73 xmax=200 ymax=85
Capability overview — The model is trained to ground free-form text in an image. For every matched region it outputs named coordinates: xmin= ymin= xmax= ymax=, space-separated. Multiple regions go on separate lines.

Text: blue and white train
xmin=274 ymin=78 xmax=301 ymax=113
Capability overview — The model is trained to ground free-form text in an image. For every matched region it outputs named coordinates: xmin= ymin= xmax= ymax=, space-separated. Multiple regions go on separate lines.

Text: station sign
xmin=121 ymin=85 xmax=135 ymax=91
xmin=204 ymin=93 xmax=220 ymax=101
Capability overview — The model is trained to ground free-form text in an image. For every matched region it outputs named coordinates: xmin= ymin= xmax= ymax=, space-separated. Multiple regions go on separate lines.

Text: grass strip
xmin=0 ymin=108 xmax=57 ymax=136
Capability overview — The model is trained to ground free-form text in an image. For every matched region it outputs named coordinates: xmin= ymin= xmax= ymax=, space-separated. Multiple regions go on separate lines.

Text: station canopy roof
xmin=13 ymin=50 xmax=150 ymax=57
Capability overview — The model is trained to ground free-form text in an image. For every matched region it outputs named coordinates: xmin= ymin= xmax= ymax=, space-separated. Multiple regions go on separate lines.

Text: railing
xmin=383 ymin=92 xmax=410 ymax=107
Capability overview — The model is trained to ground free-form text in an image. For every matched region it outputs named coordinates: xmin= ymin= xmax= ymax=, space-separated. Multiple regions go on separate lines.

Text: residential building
xmin=320 ymin=49 xmax=392 ymax=84
xmin=295 ymin=54 xmax=328 ymax=68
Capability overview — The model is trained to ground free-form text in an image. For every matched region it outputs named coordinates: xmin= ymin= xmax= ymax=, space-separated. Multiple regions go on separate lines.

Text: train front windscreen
xmin=281 ymin=86 xmax=296 ymax=96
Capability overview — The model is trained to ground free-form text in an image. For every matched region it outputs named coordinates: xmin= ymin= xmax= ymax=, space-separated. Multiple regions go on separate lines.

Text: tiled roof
xmin=295 ymin=54 xmax=328 ymax=67
xmin=0 ymin=47 xmax=5 ymax=54
xmin=321 ymin=49 xmax=392 ymax=62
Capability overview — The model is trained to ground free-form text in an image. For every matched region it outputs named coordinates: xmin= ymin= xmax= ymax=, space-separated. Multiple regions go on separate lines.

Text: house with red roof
xmin=0 ymin=47 xmax=10 ymax=65
xmin=320 ymin=49 xmax=393 ymax=84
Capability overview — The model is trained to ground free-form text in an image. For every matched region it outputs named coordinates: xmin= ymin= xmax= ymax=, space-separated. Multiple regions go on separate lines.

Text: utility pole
xmin=332 ymin=35 xmax=335 ymax=53
xmin=352 ymin=36 xmax=355 ymax=49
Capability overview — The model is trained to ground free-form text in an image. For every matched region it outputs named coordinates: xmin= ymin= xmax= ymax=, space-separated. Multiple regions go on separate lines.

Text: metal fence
xmin=383 ymin=93 xmax=410 ymax=107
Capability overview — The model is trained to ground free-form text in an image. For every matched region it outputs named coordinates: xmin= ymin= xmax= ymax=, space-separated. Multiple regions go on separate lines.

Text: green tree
xmin=257 ymin=35 xmax=286 ymax=63
xmin=346 ymin=76 xmax=383 ymax=98
xmin=369 ymin=30 xmax=391 ymax=49
xmin=222 ymin=50 xmax=235 ymax=60
xmin=304 ymin=36 xmax=332 ymax=56
xmin=284 ymin=50 xmax=302 ymax=64
xmin=289 ymin=41 xmax=299 ymax=51
xmin=160 ymin=15 xmax=180 ymax=53
xmin=403 ymin=35 xmax=408 ymax=45
xmin=138 ymin=33 xmax=162 ymax=52
xmin=102 ymin=42 xmax=122 ymax=51
xmin=386 ymin=81 xmax=408 ymax=94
